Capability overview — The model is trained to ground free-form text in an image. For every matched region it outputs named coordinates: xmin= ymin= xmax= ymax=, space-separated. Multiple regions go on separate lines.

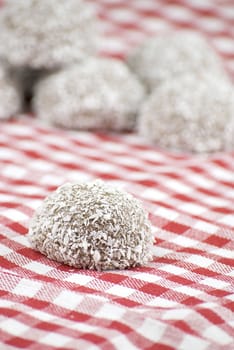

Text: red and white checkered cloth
xmin=0 ymin=1 xmax=234 ymax=349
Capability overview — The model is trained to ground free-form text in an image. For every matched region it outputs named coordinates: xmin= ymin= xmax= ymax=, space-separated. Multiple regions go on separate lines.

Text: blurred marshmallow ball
xmin=127 ymin=32 xmax=228 ymax=92
xmin=138 ymin=73 xmax=234 ymax=153
xmin=0 ymin=62 xmax=22 ymax=120
xmin=225 ymin=114 xmax=234 ymax=151
xmin=33 ymin=58 xmax=145 ymax=131
xmin=0 ymin=0 xmax=98 ymax=69
xmin=28 ymin=180 xmax=154 ymax=271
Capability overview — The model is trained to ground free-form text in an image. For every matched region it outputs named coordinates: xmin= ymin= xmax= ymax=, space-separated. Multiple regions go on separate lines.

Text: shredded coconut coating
xmin=0 ymin=0 xmax=98 ymax=69
xmin=0 ymin=62 xmax=22 ymax=120
xmin=127 ymin=32 xmax=228 ymax=92
xmin=33 ymin=58 xmax=145 ymax=131
xmin=138 ymin=73 xmax=234 ymax=153
xmin=28 ymin=181 xmax=154 ymax=271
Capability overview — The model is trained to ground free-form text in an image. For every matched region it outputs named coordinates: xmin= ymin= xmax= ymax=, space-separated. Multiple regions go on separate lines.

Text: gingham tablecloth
xmin=0 ymin=1 xmax=234 ymax=349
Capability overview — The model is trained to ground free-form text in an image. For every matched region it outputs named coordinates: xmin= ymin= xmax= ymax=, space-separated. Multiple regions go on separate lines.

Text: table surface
xmin=0 ymin=1 xmax=234 ymax=349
